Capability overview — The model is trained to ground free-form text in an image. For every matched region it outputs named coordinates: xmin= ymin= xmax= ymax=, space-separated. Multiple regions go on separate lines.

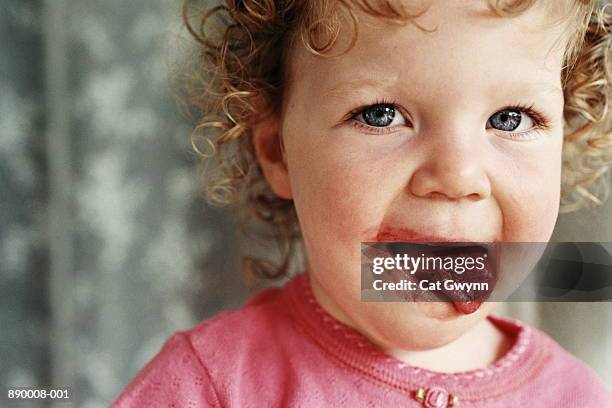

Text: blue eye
xmin=487 ymin=109 xmax=534 ymax=132
xmin=356 ymin=104 xmax=406 ymax=127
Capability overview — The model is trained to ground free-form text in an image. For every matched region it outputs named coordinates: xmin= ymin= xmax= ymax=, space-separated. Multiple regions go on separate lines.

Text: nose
xmin=409 ymin=135 xmax=491 ymax=201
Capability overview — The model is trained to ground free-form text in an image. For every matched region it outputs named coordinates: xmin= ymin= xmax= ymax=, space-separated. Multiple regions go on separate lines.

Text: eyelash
xmin=348 ymin=98 xmax=405 ymax=135
xmin=347 ymin=100 xmax=551 ymax=140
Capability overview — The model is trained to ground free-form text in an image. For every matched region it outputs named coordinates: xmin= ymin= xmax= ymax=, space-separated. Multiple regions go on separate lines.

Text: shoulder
xmin=110 ymin=331 xmax=222 ymax=407
xmin=111 ymin=285 xmax=293 ymax=407
xmin=526 ymin=323 xmax=611 ymax=406
xmin=187 ymin=284 xmax=292 ymax=345
xmin=191 ymin=284 xmax=291 ymax=338
xmin=185 ymin=284 xmax=300 ymax=369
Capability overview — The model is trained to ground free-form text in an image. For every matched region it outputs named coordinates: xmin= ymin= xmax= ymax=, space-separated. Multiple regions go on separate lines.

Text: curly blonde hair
xmin=182 ymin=0 xmax=611 ymax=280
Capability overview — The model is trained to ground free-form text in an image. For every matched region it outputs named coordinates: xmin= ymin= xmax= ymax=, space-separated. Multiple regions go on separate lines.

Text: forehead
xmin=287 ymin=0 xmax=567 ymax=105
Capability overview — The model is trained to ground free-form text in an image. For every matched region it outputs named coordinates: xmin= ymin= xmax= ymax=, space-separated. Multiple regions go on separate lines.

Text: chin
xmin=359 ymin=301 xmax=493 ymax=351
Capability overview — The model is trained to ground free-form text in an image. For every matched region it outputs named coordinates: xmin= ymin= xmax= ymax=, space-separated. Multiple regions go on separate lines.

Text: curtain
xmin=1 ymin=1 xmax=247 ymax=406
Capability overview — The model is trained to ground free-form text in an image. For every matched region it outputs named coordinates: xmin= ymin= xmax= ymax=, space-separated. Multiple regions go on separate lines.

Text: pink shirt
xmin=112 ymin=272 xmax=611 ymax=407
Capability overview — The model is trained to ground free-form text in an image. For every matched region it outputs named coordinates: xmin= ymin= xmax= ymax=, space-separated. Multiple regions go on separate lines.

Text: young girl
xmin=113 ymin=0 xmax=611 ymax=406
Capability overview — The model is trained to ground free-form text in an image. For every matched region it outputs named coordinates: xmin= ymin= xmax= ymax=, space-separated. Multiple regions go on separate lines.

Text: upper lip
xmin=374 ymin=225 xmax=490 ymax=244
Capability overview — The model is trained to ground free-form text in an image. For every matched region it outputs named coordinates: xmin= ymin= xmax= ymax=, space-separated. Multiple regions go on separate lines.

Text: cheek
xmin=291 ymin=150 xmax=383 ymax=244
xmin=286 ymin=139 xmax=393 ymax=245
xmin=496 ymin=140 xmax=562 ymax=241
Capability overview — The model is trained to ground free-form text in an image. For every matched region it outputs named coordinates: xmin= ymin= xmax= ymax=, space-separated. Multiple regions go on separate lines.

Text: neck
xmin=308 ymin=272 xmax=513 ymax=373
xmin=385 ymin=317 xmax=513 ymax=372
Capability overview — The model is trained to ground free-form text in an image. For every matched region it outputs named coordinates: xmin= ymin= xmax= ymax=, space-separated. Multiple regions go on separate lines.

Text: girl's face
xmin=266 ymin=0 xmax=567 ymax=349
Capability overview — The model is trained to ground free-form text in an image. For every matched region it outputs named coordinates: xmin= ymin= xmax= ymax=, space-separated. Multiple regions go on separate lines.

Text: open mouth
xmin=383 ymin=242 xmax=499 ymax=315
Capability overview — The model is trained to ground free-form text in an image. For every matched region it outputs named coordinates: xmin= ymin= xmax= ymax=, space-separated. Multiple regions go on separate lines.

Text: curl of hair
xmin=182 ymin=0 xmax=611 ymax=280
xmin=560 ymin=4 xmax=611 ymax=212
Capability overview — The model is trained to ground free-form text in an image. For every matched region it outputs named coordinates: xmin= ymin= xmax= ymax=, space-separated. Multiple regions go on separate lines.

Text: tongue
xmin=451 ymin=300 xmax=482 ymax=314
xmin=384 ymin=243 xmax=498 ymax=314
xmin=397 ymin=244 xmax=497 ymax=315
xmin=433 ymin=262 xmax=482 ymax=314
xmin=433 ymin=246 xmax=495 ymax=314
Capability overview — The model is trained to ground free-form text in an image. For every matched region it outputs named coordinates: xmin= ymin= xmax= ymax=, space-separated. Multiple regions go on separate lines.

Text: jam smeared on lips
xmin=376 ymin=228 xmax=472 ymax=243
xmin=375 ymin=227 xmax=498 ymax=315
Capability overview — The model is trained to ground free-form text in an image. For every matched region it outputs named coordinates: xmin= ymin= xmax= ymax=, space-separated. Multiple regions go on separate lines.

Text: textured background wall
xmin=1 ymin=1 xmax=247 ymax=406
xmin=0 ymin=0 xmax=610 ymax=407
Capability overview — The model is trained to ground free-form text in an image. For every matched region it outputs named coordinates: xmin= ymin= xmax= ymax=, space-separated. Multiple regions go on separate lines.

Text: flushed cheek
xmin=497 ymin=162 xmax=561 ymax=241
xmin=289 ymin=161 xmax=382 ymax=296
xmin=288 ymin=132 xmax=398 ymax=241
xmin=294 ymin=157 xmax=387 ymax=246
xmin=486 ymin=131 xmax=563 ymax=241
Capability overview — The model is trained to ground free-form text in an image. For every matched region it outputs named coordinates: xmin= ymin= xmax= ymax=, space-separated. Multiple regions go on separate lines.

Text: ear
xmin=252 ymin=110 xmax=293 ymax=200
